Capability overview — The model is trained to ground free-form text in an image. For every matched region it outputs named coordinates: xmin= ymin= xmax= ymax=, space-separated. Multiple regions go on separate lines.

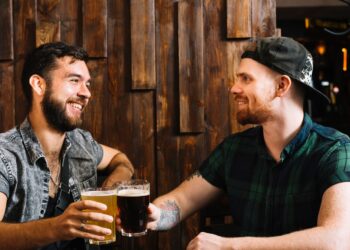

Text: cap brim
xmin=303 ymin=83 xmax=330 ymax=104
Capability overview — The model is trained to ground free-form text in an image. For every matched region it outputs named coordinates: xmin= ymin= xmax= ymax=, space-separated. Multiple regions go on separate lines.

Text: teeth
xmin=71 ymin=103 xmax=83 ymax=110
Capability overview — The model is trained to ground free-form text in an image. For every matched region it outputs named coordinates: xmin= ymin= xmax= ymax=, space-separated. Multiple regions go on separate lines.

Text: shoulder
xmin=66 ymin=128 xmax=96 ymax=144
xmin=0 ymin=126 xmax=24 ymax=156
xmin=311 ymin=122 xmax=350 ymax=145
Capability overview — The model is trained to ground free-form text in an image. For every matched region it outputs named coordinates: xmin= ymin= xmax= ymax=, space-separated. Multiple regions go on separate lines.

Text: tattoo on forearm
xmin=156 ymin=200 xmax=180 ymax=231
xmin=186 ymin=170 xmax=201 ymax=181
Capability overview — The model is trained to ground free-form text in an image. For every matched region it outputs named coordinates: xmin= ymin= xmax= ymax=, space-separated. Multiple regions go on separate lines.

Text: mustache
xmin=67 ymin=97 xmax=89 ymax=107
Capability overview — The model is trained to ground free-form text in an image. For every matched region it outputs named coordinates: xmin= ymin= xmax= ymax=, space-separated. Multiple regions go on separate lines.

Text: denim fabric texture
xmin=0 ymin=118 xmax=103 ymax=223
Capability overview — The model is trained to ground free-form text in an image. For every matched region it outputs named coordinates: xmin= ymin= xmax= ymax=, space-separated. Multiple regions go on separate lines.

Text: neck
xmin=261 ymin=105 xmax=304 ymax=162
xmin=28 ymin=109 xmax=65 ymax=156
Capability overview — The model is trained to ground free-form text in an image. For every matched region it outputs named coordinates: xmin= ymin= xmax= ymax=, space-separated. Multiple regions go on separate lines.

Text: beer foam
xmin=117 ymin=189 xmax=149 ymax=197
xmin=81 ymin=190 xmax=116 ymax=196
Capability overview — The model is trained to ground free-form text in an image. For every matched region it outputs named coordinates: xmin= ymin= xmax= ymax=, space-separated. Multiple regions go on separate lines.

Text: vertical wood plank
xmin=131 ymin=0 xmax=156 ymax=89
xmin=155 ymin=0 xmax=182 ymax=249
xmin=0 ymin=0 xmax=13 ymax=60
xmin=0 ymin=63 xmax=15 ymax=132
xmin=107 ymin=1 xmax=157 ymax=249
xmin=82 ymin=0 xmax=107 ymax=57
xmin=13 ymin=0 xmax=36 ymax=124
xmin=36 ymin=21 xmax=61 ymax=46
xmin=178 ymin=0 xmax=205 ymax=133
xmin=36 ymin=0 xmax=61 ymax=46
xmin=60 ymin=0 xmax=80 ymax=45
xmin=83 ymin=60 xmax=107 ymax=140
xmin=251 ymin=0 xmax=276 ymax=37
xmin=227 ymin=0 xmax=251 ymax=38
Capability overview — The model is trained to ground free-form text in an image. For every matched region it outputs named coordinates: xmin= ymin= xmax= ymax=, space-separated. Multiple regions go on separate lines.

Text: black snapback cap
xmin=241 ymin=37 xmax=330 ymax=103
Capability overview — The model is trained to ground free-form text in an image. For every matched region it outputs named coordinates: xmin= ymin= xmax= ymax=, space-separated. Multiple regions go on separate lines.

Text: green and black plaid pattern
xmin=199 ymin=114 xmax=350 ymax=236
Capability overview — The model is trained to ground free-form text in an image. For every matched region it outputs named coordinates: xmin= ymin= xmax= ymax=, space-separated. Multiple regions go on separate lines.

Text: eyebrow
xmin=66 ymin=73 xmax=91 ymax=82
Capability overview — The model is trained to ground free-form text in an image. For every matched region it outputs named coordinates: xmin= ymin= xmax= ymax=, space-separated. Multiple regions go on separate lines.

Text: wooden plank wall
xmin=0 ymin=0 xmax=276 ymax=249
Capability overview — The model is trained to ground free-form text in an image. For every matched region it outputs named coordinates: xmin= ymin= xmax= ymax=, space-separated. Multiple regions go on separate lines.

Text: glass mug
xmin=80 ymin=186 xmax=118 ymax=245
xmin=117 ymin=179 xmax=150 ymax=237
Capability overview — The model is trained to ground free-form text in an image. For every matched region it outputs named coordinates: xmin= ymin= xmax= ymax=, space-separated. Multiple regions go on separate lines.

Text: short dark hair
xmin=21 ymin=42 xmax=89 ymax=107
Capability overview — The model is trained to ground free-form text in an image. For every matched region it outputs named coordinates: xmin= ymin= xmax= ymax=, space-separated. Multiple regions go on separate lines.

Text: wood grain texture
xmin=178 ymin=0 xmax=205 ymax=133
xmin=131 ymin=0 xmax=156 ymax=89
xmin=36 ymin=21 xmax=60 ymax=46
xmin=155 ymin=0 xmax=182 ymax=249
xmin=1 ymin=1 xmax=277 ymax=249
xmin=13 ymin=0 xmax=36 ymax=124
xmin=0 ymin=63 xmax=15 ymax=131
xmin=60 ymin=0 xmax=80 ymax=45
xmin=227 ymin=0 xmax=251 ymax=38
xmin=252 ymin=0 xmax=276 ymax=37
xmin=83 ymin=0 xmax=107 ymax=57
xmin=0 ymin=0 xmax=13 ymax=60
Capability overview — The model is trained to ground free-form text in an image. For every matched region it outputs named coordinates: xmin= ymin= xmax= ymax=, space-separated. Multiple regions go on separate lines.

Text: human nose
xmin=229 ymin=82 xmax=242 ymax=95
xmin=78 ymin=82 xmax=91 ymax=99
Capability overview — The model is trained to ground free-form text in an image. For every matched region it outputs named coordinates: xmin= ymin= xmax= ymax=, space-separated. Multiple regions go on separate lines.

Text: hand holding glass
xmin=80 ymin=187 xmax=117 ymax=245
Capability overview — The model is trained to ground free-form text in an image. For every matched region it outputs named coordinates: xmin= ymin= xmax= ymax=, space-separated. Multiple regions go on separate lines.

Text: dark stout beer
xmin=117 ymin=189 xmax=150 ymax=236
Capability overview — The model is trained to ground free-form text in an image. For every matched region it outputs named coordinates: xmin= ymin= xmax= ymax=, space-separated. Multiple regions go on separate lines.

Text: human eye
xmin=69 ymin=77 xmax=80 ymax=84
xmin=85 ymin=81 xmax=91 ymax=88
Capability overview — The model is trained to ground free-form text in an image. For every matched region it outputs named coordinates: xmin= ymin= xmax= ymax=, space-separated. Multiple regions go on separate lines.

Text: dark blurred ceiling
xmin=277 ymin=0 xmax=350 ymax=20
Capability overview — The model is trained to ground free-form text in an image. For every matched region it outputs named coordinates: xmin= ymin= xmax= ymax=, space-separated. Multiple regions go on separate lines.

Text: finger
xmin=74 ymin=200 xmax=108 ymax=211
xmin=80 ymin=223 xmax=112 ymax=236
xmin=80 ymin=211 xmax=114 ymax=223
xmin=115 ymin=218 xmax=122 ymax=231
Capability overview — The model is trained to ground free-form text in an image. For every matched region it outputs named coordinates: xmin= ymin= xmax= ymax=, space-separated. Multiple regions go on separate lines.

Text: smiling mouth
xmin=68 ymin=102 xmax=84 ymax=111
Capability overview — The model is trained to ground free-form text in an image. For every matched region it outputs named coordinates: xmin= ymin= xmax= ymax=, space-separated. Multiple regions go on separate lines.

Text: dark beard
xmin=237 ymin=108 xmax=271 ymax=125
xmin=42 ymin=89 xmax=83 ymax=132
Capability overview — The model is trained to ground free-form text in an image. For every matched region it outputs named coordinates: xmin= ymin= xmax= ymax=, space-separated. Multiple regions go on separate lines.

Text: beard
xmin=42 ymin=88 xmax=84 ymax=132
xmin=236 ymin=97 xmax=272 ymax=125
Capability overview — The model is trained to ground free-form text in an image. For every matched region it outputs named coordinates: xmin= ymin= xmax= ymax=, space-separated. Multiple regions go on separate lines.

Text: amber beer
xmin=80 ymin=187 xmax=117 ymax=245
xmin=117 ymin=180 xmax=150 ymax=237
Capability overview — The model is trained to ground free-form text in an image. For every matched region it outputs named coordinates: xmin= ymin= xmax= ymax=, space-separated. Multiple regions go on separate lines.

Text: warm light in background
xmin=305 ymin=18 xmax=310 ymax=29
xmin=342 ymin=48 xmax=348 ymax=72
xmin=316 ymin=43 xmax=326 ymax=55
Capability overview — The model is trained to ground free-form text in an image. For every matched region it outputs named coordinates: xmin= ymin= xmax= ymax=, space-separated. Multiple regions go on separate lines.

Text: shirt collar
xmin=19 ymin=118 xmax=74 ymax=165
xmin=19 ymin=118 xmax=45 ymax=165
xmin=281 ymin=113 xmax=313 ymax=160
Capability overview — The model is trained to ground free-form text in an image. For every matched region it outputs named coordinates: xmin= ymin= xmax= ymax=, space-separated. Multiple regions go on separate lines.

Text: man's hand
xmin=53 ymin=200 xmax=113 ymax=242
xmin=187 ymin=232 xmax=233 ymax=250
xmin=146 ymin=203 xmax=161 ymax=230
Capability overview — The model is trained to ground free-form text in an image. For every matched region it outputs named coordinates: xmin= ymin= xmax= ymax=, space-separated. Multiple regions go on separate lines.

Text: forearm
xmin=230 ymin=226 xmax=349 ymax=250
xmin=153 ymin=197 xmax=181 ymax=231
xmin=0 ymin=218 xmax=58 ymax=249
xmin=102 ymin=152 xmax=134 ymax=186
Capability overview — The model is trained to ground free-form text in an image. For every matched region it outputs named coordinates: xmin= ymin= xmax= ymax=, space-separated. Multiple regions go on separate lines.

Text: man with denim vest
xmin=0 ymin=42 xmax=134 ymax=249
xmin=146 ymin=37 xmax=350 ymax=249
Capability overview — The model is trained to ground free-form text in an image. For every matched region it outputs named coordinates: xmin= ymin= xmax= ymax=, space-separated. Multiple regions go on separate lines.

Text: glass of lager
xmin=80 ymin=186 xmax=118 ymax=245
xmin=117 ymin=179 xmax=150 ymax=237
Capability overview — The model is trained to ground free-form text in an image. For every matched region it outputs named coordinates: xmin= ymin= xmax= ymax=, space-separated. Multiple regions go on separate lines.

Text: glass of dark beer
xmin=116 ymin=179 xmax=150 ymax=237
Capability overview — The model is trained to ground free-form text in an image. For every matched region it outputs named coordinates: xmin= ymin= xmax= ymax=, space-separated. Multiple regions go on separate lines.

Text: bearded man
xmin=145 ymin=37 xmax=350 ymax=250
xmin=0 ymin=42 xmax=134 ymax=249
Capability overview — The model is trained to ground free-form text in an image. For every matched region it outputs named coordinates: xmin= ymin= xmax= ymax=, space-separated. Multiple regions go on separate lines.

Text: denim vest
xmin=0 ymin=118 xmax=103 ymax=222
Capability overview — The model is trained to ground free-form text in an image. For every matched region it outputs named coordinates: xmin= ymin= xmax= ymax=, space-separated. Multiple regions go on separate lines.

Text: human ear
xmin=275 ymin=75 xmax=292 ymax=97
xmin=29 ymin=75 xmax=46 ymax=96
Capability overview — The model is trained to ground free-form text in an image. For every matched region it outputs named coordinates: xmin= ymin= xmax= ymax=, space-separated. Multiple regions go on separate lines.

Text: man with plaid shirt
xmin=145 ymin=37 xmax=350 ymax=249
